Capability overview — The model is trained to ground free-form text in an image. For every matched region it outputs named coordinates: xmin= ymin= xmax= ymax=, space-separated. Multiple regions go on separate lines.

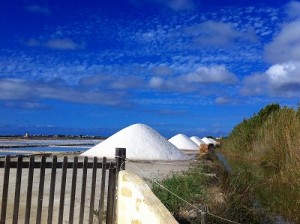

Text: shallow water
xmin=0 ymin=139 xmax=101 ymax=156
xmin=0 ymin=146 xmax=91 ymax=156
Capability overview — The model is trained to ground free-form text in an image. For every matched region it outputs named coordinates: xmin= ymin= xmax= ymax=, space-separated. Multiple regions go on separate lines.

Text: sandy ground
xmin=0 ymin=153 xmax=198 ymax=223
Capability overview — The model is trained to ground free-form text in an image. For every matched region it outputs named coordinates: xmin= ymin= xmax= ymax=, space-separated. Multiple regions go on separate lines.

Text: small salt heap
xmin=81 ymin=123 xmax=189 ymax=160
xmin=190 ymin=136 xmax=205 ymax=146
xmin=201 ymin=137 xmax=215 ymax=145
xmin=169 ymin=134 xmax=199 ymax=151
xmin=208 ymin=138 xmax=219 ymax=146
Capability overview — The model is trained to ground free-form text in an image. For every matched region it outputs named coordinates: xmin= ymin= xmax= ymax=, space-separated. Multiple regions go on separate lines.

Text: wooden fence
xmin=0 ymin=148 xmax=126 ymax=224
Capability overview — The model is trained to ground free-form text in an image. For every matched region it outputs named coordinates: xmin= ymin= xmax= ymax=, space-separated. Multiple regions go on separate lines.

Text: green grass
xmin=152 ymin=163 xmax=207 ymax=221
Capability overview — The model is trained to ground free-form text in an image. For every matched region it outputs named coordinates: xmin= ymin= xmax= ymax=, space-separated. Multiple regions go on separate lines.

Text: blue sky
xmin=0 ymin=0 xmax=300 ymax=137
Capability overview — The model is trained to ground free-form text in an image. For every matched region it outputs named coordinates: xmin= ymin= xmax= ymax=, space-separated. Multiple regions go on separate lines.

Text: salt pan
xmin=169 ymin=134 xmax=199 ymax=151
xmin=81 ymin=123 xmax=190 ymax=160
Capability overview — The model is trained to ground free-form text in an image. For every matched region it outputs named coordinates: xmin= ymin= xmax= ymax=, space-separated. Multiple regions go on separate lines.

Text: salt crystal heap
xmin=201 ymin=137 xmax=215 ymax=145
xmin=169 ymin=134 xmax=199 ymax=151
xmin=190 ymin=136 xmax=205 ymax=146
xmin=81 ymin=123 xmax=189 ymax=161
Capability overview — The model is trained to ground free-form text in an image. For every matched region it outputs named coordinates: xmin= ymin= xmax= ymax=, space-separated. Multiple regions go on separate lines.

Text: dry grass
xmin=221 ymin=105 xmax=300 ymax=223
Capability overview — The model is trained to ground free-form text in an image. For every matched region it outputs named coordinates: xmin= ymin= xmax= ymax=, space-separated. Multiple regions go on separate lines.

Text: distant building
xmin=24 ymin=132 xmax=29 ymax=138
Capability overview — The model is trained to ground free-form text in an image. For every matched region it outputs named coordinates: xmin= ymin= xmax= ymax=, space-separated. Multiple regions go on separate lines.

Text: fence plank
xmin=13 ymin=156 xmax=23 ymax=224
xmin=98 ymin=157 xmax=107 ymax=224
xmin=89 ymin=157 xmax=98 ymax=224
xmin=47 ymin=156 xmax=57 ymax=224
xmin=79 ymin=157 xmax=88 ymax=224
xmin=58 ymin=156 xmax=68 ymax=224
xmin=25 ymin=156 xmax=35 ymax=224
xmin=36 ymin=156 xmax=46 ymax=224
xmin=106 ymin=168 xmax=116 ymax=224
xmin=0 ymin=155 xmax=10 ymax=224
xmin=68 ymin=156 xmax=78 ymax=224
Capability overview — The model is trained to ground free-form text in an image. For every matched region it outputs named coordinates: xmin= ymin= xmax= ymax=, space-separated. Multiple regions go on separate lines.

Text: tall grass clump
xmin=221 ymin=103 xmax=300 ymax=222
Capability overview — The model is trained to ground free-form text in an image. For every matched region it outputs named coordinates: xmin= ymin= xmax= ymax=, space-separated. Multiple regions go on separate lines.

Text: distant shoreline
xmin=0 ymin=136 xmax=106 ymax=140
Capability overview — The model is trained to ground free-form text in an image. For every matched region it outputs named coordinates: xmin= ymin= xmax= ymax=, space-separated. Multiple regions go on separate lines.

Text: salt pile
xmin=80 ymin=123 xmax=189 ymax=161
xmin=169 ymin=134 xmax=199 ymax=151
xmin=201 ymin=137 xmax=215 ymax=145
xmin=208 ymin=138 xmax=219 ymax=146
xmin=190 ymin=136 xmax=205 ymax=146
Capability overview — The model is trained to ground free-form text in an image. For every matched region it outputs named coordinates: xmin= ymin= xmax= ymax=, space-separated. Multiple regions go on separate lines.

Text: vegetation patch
xmin=221 ymin=103 xmax=300 ymax=223
xmin=152 ymin=162 xmax=208 ymax=223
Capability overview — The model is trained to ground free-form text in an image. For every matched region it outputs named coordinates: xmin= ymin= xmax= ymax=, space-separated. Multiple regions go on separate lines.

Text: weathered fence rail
xmin=0 ymin=148 xmax=126 ymax=224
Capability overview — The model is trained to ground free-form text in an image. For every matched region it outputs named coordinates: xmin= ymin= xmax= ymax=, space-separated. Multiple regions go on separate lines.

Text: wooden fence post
xmin=48 ymin=156 xmax=57 ymax=224
xmin=13 ymin=156 xmax=23 ymax=224
xmin=25 ymin=156 xmax=35 ymax=224
xmin=79 ymin=157 xmax=88 ymax=224
xmin=58 ymin=156 xmax=68 ymax=224
xmin=98 ymin=157 xmax=107 ymax=224
xmin=115 ymin=148 xmax=126 ymax=172
xmin=36 ymin=156 xmax=46 ymax=224
xmin=0 ymin=155 xmax=10 ymax=224
xmin=89 ymin=157 xmax=98 ymax=224
xmin=68 ymin=156 xmax=78 ymax=224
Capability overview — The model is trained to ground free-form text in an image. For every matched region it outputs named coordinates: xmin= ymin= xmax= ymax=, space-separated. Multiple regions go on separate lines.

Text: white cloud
xmin=266 ymin=62 xmax=300 ymax=96
xmin=184 ymin=66 xmax=238 ymax=84
xmin=160 ymin=0 xmax=195 ymax=11
xmin=149 ymin=77 xmax=164 ymax=88
xmin=79 ymin=74 xmax=144 ymax=90
xmin=26 ymin=38 xmax=84 ymax=50
xmin=0 ymin=78 xmax=125 ymax=107
xmin=265 ymin=21 xmax=300 ymax=63
xmin=151 ymin=65 xmax=174 ymax=76
xmin=184 ymin=21 xmax=257 ymax=47
xmin=3 ymin=101 xmax=48 ymax=109
xmin=241 ymin=73 xmax=267 ymax=96
xmin=45 ymin=38 xmax=84 ymax=50
xmin=241 ymin=62 xmax=300 ymax=97
xmin=130 ymin=0 xmax=195 ymax=11
xmin=266 ymin=62 xmax=300 ymax=84
xmin=215 ymin=96 xmax=231 ymax=105
xmin=26 ymin=5 xmax=50 ymax=15
xmin=285 ymin=1 xmax=300 ymax=19
xmin=149 ymin=65 xmax=238 ymax=92
xmin=0 ymin=79 xmax=33 ymax=100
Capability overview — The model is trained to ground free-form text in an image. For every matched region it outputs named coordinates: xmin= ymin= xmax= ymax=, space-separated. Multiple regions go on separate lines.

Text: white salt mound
xmin=201 ymin=137 xmax=215 ymax=145
xmin=81 ymin=123 xmax=190 ymax=161
xmin=169 ymin=134 xmax=199 ymax=151
xmin=190 ymin=136 xmax=205 ymax=146
xmin=208 ymin=138 xmax=219 ymax=145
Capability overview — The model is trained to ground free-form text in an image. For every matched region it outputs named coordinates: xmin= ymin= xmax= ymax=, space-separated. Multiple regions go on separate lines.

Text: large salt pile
xmin=169 ymin=134 xmax=199 ymax=151
xmin=190 ymin=136 xmax=205 ymax=146
xmin=80 ymin=123 xmax=189 ymax=161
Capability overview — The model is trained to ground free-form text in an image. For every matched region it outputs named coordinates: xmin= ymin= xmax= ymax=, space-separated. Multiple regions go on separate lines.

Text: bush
xmin=221 ymin=103 xmax=300 ymax=222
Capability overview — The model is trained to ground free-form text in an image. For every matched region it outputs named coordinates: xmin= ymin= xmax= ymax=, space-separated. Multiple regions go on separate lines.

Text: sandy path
xmin=0 ymin=155 xmax=197 ymax=223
